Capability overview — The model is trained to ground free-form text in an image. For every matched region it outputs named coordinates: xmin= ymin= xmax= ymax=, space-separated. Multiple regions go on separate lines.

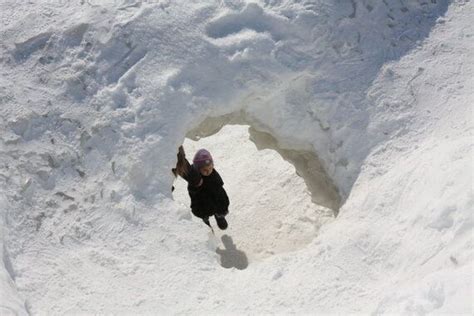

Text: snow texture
xmin=0 ymin=0 xmax=472 ymax=314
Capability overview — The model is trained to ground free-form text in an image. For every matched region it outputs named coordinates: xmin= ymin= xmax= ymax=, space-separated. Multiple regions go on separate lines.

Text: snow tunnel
xmin=173 ymin=111 xmax=341 ymax=266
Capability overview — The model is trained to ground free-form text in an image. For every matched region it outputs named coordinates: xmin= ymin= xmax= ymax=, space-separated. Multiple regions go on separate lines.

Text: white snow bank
xmin=0 ymin=0 xmax=472 ymax=314
xmin=0 ymin=196 xmax=28 ymax=315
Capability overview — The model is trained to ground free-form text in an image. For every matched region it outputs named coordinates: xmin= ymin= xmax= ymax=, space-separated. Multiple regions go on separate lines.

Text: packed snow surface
xmin=0 ymin=0 xmax=472 ymax=314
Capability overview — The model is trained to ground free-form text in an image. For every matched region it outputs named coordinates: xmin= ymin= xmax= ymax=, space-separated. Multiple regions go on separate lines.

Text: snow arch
xmin=184 ymin=111 xmax=341 ymax=213
xmin=174 ymin=122 xmax=337 ymax=264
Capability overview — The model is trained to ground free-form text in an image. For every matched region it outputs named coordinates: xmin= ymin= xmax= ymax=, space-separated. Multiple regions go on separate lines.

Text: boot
xmin=214 ymin=214 xmax=228 ymax=230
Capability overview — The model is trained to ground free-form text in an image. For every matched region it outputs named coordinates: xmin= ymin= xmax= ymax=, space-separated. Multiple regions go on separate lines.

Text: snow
xmin=0 ymin=0 xmax=472 ymax=314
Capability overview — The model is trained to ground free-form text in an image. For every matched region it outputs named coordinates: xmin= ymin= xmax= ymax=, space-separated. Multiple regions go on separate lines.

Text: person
xmin=172 ymin=146 xmax=230 ymax=230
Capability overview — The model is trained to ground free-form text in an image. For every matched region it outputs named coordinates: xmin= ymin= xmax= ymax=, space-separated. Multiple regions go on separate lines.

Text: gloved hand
xmin=177 ymin=145 xmax=185 ymax=160
xmin=172 ymin=146 xmax=187 ymax=177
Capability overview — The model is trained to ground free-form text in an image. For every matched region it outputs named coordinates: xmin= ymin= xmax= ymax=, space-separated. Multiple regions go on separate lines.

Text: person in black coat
xmin=172 ymin=146 xmax=230 ymax=230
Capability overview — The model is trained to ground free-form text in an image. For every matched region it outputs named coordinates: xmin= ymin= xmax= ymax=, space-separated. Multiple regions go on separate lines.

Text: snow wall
xmin=0 ymin=0 xmax=472 ymax=314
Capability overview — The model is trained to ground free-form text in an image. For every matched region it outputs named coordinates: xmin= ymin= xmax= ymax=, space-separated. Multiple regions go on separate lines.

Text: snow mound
xmin=0 ymin=0 xmax=472 ymax=314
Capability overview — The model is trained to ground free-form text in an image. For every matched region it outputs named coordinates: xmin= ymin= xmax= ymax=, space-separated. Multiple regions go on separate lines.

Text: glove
xmin=177 ymin=145 xmax=185 ymax=160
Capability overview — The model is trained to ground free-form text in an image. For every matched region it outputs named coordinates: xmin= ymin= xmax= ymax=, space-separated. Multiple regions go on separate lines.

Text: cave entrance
xmin=173 ymin=114 xmax=341 ymax=265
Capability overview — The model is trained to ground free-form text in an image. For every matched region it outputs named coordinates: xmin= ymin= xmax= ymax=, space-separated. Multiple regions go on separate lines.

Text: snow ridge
xmin=0 ymin=0 xmax=472 ymax=314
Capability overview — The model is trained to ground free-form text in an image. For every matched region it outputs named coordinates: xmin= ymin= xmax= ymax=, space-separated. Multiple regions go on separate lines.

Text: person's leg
xmin=213 ymin=202 xmax=228 ymax=230
xmin=192 ymin=200 xmax=227 ymax=229
xmin=215 ymin=208 xmax=228 ymax=216
xmin=191 ymin=208 xmax=213 ymax=226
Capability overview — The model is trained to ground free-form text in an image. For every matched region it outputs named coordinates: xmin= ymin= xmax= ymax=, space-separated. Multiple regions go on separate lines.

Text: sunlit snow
xmin=0 ymin=0 xmax=472 ymax=314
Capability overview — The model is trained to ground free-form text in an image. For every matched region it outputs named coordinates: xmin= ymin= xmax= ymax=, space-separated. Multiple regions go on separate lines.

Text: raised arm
xmin=172 ymin=146 xmax=202 ymax=187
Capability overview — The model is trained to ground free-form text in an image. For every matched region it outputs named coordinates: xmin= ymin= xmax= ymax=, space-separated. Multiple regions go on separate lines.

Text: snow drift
xmin=0 ymin=0 xmax=472 ymax=314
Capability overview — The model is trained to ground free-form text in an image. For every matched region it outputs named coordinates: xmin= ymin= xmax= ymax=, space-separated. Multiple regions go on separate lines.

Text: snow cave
xmin=173 ymin=113 xmax=341 ymax=266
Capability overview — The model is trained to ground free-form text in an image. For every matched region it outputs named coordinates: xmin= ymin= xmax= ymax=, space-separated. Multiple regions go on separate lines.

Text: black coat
xmin=181 ymin=160 xmax=230 ymax=219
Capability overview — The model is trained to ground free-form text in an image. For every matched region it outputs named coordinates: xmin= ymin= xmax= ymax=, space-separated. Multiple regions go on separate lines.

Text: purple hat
xmin=193 ymin=149 xmax=213 ymax=169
